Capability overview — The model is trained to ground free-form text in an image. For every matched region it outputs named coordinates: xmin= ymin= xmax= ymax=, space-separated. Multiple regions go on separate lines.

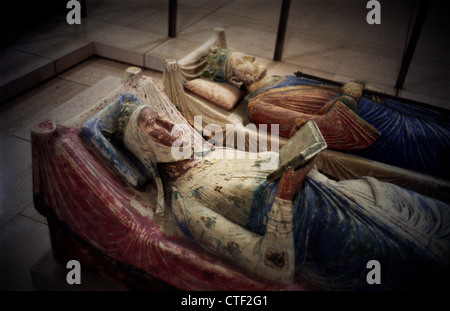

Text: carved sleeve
xmin=80 ymin=94 xmax=149 ymax=187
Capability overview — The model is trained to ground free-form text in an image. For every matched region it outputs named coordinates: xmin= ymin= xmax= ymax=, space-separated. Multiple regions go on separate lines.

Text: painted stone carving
xmin=33 ymin=65 xmax=449 ymax=290
xmin=163 ymin=28 xmax=450 ymax=181
xmin=185 ymin=78 xmax=246 ymax=110
xmin=77 ymin=78 xmax=448 ymax=290
xmin=31 ymin=28 xmax=450 ymax=290
xmin=199 ymin=47 xmax=450 ymax=180
xmin=80 ymin=90 xmax=328 ymax=284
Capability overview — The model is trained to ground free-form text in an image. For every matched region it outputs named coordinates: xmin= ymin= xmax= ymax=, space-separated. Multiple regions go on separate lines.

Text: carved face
xmin=227 ymin=52 xmax=267 ymax=87
xmin=137 ymin=106 xmax=192 ymax=162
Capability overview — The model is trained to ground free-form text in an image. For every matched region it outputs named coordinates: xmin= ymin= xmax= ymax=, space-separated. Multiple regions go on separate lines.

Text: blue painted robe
xmin=248 ymin=169 xmax=450 ymax=290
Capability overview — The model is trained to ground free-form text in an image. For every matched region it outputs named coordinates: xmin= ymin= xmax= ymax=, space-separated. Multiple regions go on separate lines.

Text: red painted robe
xmin=248 ymin=76 xmax=380 ymax=150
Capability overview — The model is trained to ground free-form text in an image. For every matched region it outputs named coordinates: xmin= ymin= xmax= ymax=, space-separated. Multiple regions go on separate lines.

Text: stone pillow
xmin=185 ymin=78 xmax=246 ymax=110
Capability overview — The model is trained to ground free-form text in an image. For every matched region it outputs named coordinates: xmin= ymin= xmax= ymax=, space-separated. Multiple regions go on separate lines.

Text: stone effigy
xmin=163 ymin=29 xmax=450 ymax=204
xmin=32 ymin=67 xmax=310 ymax=290
xmin=32 ymin=65 xmax=449 ymax=290
xmin=164 ymin=29 xmax=450 ymax=181
xmin=80 ymin=86 xmax=334 ymax=285
xmin=31 ymin=28 xmax=450 ymax=290
xmin=200 ymin=47 xmax=450 ymax=180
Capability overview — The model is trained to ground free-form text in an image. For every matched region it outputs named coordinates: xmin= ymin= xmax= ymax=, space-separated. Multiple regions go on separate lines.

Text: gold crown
xmin=202 ymin=48 xmax=231 ymax=82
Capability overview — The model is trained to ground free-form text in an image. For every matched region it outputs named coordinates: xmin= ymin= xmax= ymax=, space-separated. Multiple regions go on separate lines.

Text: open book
xmin=267 ymin=121 xmax=327 ymax=181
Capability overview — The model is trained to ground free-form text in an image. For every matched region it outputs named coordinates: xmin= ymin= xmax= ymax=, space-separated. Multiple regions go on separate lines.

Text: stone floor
xmin=0 ymin=0 xmax=449 ymax=291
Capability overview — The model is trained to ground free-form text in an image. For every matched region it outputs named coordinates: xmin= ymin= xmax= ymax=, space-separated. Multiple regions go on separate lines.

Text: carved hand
xmin=276 ymin=159 xmax=316 ymax=201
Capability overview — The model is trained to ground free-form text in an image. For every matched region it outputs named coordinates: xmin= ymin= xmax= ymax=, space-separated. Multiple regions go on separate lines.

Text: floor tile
xmin=92 ymin=25 xmax=167 ymax=66
xmin=94 ymin=43 xmax=145 ymax=67
xmin=19 ymin=203 xmax=47 ymax=225
xmin=404 ymin=53 xmax=450 ymax=99
xmin=145 ymin=38 xmax=202 ymax=72
xmin=0 ymin=136 xmax=33 ymax=228
xmin=334 ymin=43 xmax=403 ymax=88
xmin=8 ymin=27 xmax=92 ymax=62
xmin=0 ymin=214 xmax=51 ymax=290
xmin=281 ymin=34 xmax=343 ymax=78
xmin=126 ymin=0 xmax=232 ymax=37
xmin=353 ymin=18 xmax=409 ymax=51
xmin=178 ymin=12 xmax=278 ymax=59
xmin=13 ymin=76 xmax=121 ymax=140
xmin=179 ymin=0 xmax=231 ymax=11
xmin=252 ymin=56 xmax=303 ymax=78
xmin=58 ymin=56 xmax=133 ymax=86
xmin=0 ymin=49 xmax=56 ymax=104
xmin=217 ymin=0 xmax=282 ymax=24
xmin=0 ymin=49 xmax=52 ymax=86
xmin=398 ymin=89 xmax=450 ymax=111
xmin=0 ymin=78 xmax=88 ymax=139
xmin=93 ymin=23 xmax=167 ymax=54
xmin=54 ymin=42 xmax=95 ymax=74
xmin=49 ymin=18 xmax=121 ymax=44
xmin=129 ymin=4 xmax=206 ymax=36
xmin=87 ymin=1 xmax=165 ymax=30
xmin=59 ymin=56 xmax=164 ymax=89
